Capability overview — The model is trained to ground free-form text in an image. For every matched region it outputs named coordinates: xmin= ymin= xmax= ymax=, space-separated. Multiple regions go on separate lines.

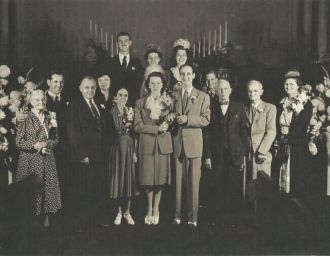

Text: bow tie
xmin=219 ymin=101 xmax=229 ymax=106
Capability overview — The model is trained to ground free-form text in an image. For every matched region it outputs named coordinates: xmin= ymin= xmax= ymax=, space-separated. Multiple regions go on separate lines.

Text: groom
xmin=172 ymin=64 xmax=210 ymax=227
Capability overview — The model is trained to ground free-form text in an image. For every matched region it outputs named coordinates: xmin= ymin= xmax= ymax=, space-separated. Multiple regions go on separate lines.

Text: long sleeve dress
xmin=108 ymin=106 xmax=139 ymax=198
xmin=15 ymin=111 xmax=61 ymax=215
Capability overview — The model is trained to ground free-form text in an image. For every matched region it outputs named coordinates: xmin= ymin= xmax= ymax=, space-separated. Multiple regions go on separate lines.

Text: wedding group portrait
xmin=0 ymin=0 xmax=330 ymax=255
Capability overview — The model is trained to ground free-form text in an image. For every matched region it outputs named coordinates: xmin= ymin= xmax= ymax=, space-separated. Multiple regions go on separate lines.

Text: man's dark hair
xmin=116 ymin=32 xmax=131 ymax=41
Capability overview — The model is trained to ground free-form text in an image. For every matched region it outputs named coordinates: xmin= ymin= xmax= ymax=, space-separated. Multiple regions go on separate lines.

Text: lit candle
xmin=198 ymin=41 xmax=201 ymax=58
xmin=225 ymin=20 xmax=228 ymax=44
xmin=193 ymin=43 xmax=196 ymax=60
xmin=116 ymin=42 xmax=118 ymax=54
xmin=214 ymin=29 xmax=216 ymax=52
xmin=100 ymin=27 xmax=103 ymax=43
xmin=203 ymin=36 xmax=206 ymax=57
xmin=89 ymin=19 xmax=92 ymax=39
xmin=95 ymin=23 xmax=97 ymax=42
xmin=208 ymin=32 xmax=211 ymax=55
xmin=219 ymin=24 xmax=222 ymax=48
xmin=105 ymin=32 xmax=108 ymax=50
xmin=111 ymin=35 xmax=114 ymax=57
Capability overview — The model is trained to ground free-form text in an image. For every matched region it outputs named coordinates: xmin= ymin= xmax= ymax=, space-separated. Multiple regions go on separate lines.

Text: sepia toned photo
xmin=0 ymin=0 xmax=329 ymax=254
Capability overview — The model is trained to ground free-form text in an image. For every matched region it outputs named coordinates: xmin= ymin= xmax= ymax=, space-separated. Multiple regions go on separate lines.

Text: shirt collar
xmin=47 ymin=90 xmax=61 ymax=101
xmin=181 ymin=86 xmax=193 ymax=98
xmin=119 ymin=53 xmax=130 ymax=64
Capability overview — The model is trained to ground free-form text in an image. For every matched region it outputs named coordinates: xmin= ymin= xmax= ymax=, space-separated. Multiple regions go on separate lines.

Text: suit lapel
xmin=245 ymin=105 xmax=252 ymax=126
xmin=253 ymin=100 xmax=265 ymax=124
xmin=184 ymin=88 xmax=198 ymax=115
xmin=228 ymin=102 xmax=235 ymax=128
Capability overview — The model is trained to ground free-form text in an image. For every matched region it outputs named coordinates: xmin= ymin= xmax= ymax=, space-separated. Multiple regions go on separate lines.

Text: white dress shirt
xmin=83 ymin=97 xmax=100 ymax=117
xmin=119 ymin=53 xmax=130 ymax=66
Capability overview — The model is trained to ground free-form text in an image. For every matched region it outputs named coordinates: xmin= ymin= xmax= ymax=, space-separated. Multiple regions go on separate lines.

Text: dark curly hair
xmin=145 ymin=72 xmax=166 ymax=94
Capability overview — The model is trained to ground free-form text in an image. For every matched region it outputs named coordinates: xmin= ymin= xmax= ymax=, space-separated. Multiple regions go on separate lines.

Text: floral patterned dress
xmin=15 ymin=111 xmax=61 ymax=215
xmin=108 ymin=106 xmax=139 ymax=198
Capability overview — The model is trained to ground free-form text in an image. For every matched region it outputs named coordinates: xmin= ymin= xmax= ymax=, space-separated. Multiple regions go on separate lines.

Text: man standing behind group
xmin=45 ymin=70 xmax=70 ymax=207
xmin=204 ymin=80 xmax=247 ymax=221
xmin=172 ymin=65 xmax=210 ymax=227
xmin=67 ymin=76 xmax=105 ymax=230
xmin=107 ymin=32 xmax=142 ymax=106
xmin=245 ymin=80 xmax=276 ymax=181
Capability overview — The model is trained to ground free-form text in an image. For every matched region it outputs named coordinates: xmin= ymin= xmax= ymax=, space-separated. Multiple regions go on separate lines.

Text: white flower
xmin=297 ymin=91 xmax=310 ymax=103
xmin=173 ymin=38 xmax=191 ymax=49
xmin=0 ymin=65 xmax=11 ymax=78
xmin=325 ymin=89 xmax=330 ymax=98
xmin=17 ymin=76 xmax=26 ymax=85
xmin=292 ymin=102 xmax=304 ymax=114
xmin=100 ymin=104 xmax=105 ymax=109
xmin=0 ymin=127 xmax=7 ymax=134
xmin=131 ymin=66 xmax=136 ymax=71
xmin=190 ymin=95 xmax=197 ymax=103
xmin=303 ymin=84 xmax=313 ymax=93
xmin=316 ymin=83 xmax=325 ymax=93
xmin=125 ymin=107 xmax=134 ymax=121
xmin=308 ymin=142 xmax=318 ymax=156
xmin=0 ymin=78 xmax=8 ymax=86
xmin=0 ymin=110 xmax=6 ymax=120
xmin=50 ymin=119 xmax=57 ymax=128
xmin=24 ymin=81 xmax=36 ymax=92
xmin=310 ymin=117 xmax=318 ymax=126
xmin=320 ymin=114 xmax=327 ymax=122
xmin=0 ymin=96 xmax=9 ymax=107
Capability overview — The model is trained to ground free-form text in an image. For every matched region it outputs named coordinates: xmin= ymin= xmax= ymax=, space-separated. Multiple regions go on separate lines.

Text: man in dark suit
xmin=107 ymin=32 xmax=143 ymax=106
xmin=204 ymin=79 xmax=248 ymax=220
xmin=67 ymin=76 xmax=105 ymax=230
xmin=45 ymin=70 xmax=70 ymax=207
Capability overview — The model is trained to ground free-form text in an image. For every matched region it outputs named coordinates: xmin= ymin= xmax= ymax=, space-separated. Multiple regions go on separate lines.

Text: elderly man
xmin=172 ymin=65 xmax=210 ymax=227
xmin=204 ymin=79 xmax=247 ymax=219
xmin=245 ymin=80 xmax=276 ymax=181
xmin=67 ymin=76 xmax=105 ymax=230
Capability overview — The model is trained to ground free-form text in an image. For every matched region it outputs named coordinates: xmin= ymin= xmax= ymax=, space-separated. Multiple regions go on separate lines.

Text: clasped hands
xmin=33 ymin=141 xmax=50 ymax=155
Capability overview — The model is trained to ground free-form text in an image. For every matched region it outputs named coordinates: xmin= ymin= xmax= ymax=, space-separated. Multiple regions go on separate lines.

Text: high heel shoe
xmin=152 ymin=212 xmax=159 ymax=225
xmin=144 ymin=215 xmax=152 ymax=225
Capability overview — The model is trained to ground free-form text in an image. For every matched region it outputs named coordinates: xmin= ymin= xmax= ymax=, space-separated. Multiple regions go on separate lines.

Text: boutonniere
xmin=131 ymin=66 xmax=136 ymax=71
xmin=100 ymin=104 xmax=105 ymax=109
xmin=48 ymin=111 xmax=57 ymax=128
xmin=256 ymin=107 xmax=264 ymax=113
xmin=190 ymin=95 xmax=197 ymax=104
xmin=66 ymin=102 xmax=70 ymax=106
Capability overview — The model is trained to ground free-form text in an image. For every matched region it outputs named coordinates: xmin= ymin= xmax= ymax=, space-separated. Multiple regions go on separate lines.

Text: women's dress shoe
xmin=152 ymin=213 xmax=159 ymax=225
xmin=144 ymin=215 xmax=152 ymax=225
xmin=123 ymin=213 xmax=135 ymax=225
xmin=114 ymin=213 xmax=122 ymax=225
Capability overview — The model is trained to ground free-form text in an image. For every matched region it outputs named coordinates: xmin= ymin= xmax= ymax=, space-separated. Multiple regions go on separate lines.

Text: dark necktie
xmin=89 ymin=99 xmax=100 ymax=118
xmin=182 ymin=90 xmax=189 ymax=112
xmin=122 ymin=56 xmax=127 ymax=69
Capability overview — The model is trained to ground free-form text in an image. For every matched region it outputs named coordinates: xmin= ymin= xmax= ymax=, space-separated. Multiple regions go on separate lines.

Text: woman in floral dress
xmin=15 ymin=90 xmax=61 ymax=227
xmin=108 ymin=88 xmax=138 ymax=225
xmin=134 ymin=72 xmax=173 ymax=225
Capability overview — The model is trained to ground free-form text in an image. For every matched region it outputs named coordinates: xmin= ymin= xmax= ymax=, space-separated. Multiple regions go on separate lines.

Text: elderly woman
xmin=134 ymin=72 xmax=173 ymax=225
xmin=15 ymin=90 xmax=61 ymax=227
xmin=108 ymin=88 xmax=139 ymax=225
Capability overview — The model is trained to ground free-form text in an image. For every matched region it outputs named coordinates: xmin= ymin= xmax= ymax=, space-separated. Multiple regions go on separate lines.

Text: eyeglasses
xmin=118 ymin=94 xmax=128 ymax=97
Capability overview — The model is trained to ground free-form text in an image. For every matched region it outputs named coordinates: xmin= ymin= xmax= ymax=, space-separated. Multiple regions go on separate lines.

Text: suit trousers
xmin=175 ymin=155 xmax=201 ymax=223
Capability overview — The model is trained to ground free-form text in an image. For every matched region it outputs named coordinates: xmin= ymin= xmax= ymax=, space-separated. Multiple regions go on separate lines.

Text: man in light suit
xmin=107 ymin=32 xmax=143 ymax=106
xmin=204 ymin=80 xmax=248 ymax=219
xmin=245 ymin=80 xmax=276 ymax=182
xmin=172 ymin=65 xmax=210 ymax=227
xmin=67 ymin=76 xmax=105 ymax=230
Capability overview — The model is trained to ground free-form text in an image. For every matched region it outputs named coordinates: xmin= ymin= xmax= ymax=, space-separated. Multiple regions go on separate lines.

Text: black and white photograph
xmin=0 ymin=0 xmax=330 ymax=255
